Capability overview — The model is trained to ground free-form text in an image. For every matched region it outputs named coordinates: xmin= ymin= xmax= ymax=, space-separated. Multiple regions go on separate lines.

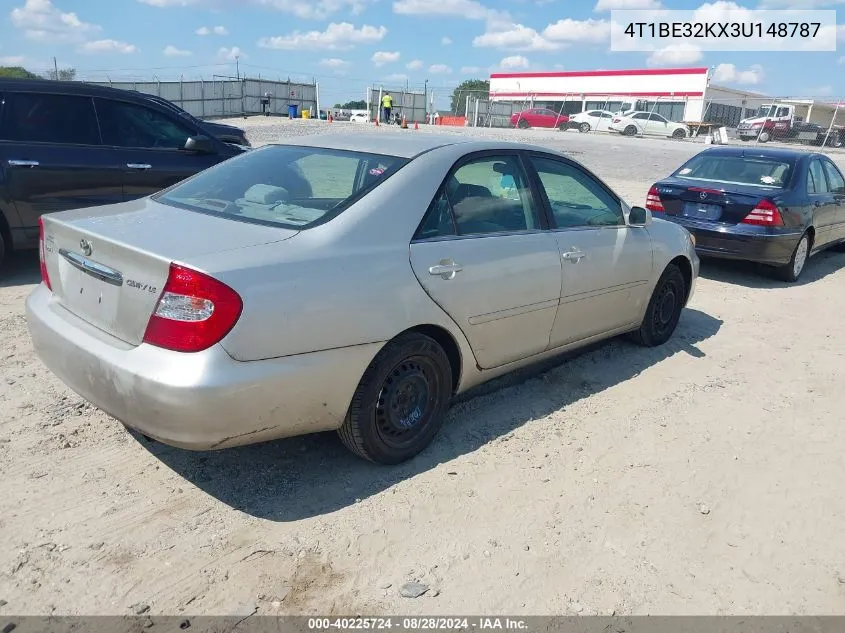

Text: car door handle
xmin=8 ymin=159 xmax=39 ymax=168
xmin=126 ymin=163 xmax=152 ymax=170
xmin=562 ymin=249 xmax=586 ymax=262
xmin=428 ymin=260 xmax=463 ymax=279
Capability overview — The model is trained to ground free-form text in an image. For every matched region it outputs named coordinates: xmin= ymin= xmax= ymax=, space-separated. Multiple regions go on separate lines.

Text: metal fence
xmin=367 ymin=87 xmax=428 ymax=123
xmin=86 ymin=77 xmax=318 ymax=119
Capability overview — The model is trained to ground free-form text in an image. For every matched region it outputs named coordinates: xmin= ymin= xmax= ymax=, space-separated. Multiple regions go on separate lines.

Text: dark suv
xmin=0 ymin=79 xmax=248 ymax=266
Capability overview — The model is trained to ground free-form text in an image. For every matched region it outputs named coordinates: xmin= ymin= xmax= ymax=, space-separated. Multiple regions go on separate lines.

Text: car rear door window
xmin=443 ymin=155 xmax=541 ymax=236
xmin=0 ymin=92 xmax=100 ymax=145
xmin=95 ymin=98 xmax=195 ymax=149
xmin=808 ymin=160 xmax=829 ymax=194
xmin=632 ymin=113 xmax=649 ymax=120
xmin=529 ymin=156 xmax=625 ymax=228
xmin=822 ymin=161 xmax=845 ymax=194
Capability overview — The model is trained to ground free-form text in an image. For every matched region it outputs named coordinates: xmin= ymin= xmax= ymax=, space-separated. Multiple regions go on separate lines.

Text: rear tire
xmin=630 ymin=264 xmax=686 ymax=347
xmin=579 ymin=122 xmax=591 ymax=133
xmin=775 ymin=232 xmax=810 ymax=282
xmin=517 ymin=120 xmax=529 ymax=129
xmin=624 ymin=125 xmax=637 ymax=136
xmin=338 ymin=332 xmax=453 ymax=464
xmin=557 ymin=122 xmax=568 ymax=131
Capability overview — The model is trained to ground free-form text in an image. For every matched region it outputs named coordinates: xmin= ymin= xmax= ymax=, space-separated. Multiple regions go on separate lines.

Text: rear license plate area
xmin=682 ymin=202 xmax=722 ymax=221
xmin=58 ymin=257 xmax=121 ymax=327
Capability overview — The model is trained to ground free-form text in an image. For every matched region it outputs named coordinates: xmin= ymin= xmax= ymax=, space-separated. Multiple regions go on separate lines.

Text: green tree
xmin=0 ymin=66 xmax=40 ymax=79
xmin=43 ymin=68 xmax=77 ymax=81
xmin=450 ymin=79 xmax=489 ymax=115
xmin=333 ymin=99 xmax=366 ymax=110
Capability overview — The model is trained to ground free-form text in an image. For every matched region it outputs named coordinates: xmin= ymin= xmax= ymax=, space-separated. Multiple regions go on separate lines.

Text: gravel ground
xmin=2 ymin=118 xmax=845 ymax=616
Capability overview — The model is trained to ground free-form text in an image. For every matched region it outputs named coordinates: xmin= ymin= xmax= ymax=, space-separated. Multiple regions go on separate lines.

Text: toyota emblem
xmin=80 ymin=239 xmax=92 ymax=256
xmin=699 ymin=192 xmax=707 ymax=200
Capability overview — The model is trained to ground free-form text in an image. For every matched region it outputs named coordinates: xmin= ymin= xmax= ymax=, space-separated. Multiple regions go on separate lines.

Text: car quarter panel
xmin=641 ymin=217 xmax=699 ymax=309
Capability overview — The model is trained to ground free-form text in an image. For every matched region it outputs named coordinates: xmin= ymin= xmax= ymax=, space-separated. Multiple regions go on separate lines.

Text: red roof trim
xmin=490 ymin=67 xmax=709 ymax=79
xmin=490 ymin=91 xmax=704 ymax=98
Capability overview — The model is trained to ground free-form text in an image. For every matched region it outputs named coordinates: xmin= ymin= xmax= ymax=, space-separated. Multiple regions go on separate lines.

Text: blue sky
xmin=1 ymin=0 xmax=843 ymax=107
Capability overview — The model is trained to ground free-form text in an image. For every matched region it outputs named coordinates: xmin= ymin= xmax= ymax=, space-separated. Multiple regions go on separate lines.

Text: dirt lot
xmin=2 ymin=120 xmax=845 ymax=616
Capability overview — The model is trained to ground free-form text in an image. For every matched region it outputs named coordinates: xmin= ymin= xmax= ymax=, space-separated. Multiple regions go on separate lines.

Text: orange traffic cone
xmin=401 ymin=115 xmax=408 ymax=129
xmin=414 ymin=121 xmax=419 ymax=130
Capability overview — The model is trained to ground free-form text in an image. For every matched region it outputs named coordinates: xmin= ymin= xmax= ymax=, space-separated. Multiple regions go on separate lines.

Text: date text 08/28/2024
xmin=307 ymin=618 xmax=530 ymax=631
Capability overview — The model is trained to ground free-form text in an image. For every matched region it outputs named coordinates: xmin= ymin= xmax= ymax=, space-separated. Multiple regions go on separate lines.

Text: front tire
xmin=517 ymin=119 xmax=529 ymax=129
xmin=338 ymin=332 xmax=453 ymax=464
xmin=579 ymin=122 xmax=591 ymax=133
xmin=631 ymin=264 xmax=686 ymax=347
xmin=758 ymin=130 xmax=771 ymax=143
xmin=672 ymin=128 xmax=686 ymax=139
xmin=775 ymin=231 xmax=810 ymax=282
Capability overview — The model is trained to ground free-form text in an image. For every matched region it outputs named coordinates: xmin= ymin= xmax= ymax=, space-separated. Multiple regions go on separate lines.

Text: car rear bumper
xmin=655 ymin=214 xmax=803 ymax=266
xmin=26 ymin=285 xmax=382 ymax=450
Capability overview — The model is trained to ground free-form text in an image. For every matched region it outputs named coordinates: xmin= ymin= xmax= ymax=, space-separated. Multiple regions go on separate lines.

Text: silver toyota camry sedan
xmin=26 ymin=133 xmax=699 ymax=464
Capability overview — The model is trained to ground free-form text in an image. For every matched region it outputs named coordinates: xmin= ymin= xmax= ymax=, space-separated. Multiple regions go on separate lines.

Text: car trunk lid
xmin=655 ymin=179 xmax=779 ymax=225
xmin=40 ymin=197 xmax=297 ymax=347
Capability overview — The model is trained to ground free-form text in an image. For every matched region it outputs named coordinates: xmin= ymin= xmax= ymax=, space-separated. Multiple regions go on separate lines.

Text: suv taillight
xmin=38 ymin=217 xmax=51 ymax=290
xmin=741 ymin=199 xmax=784 ymax=226
xmin=646 ymin=185 xmax=664 ymax=212
xmin=143 ymin=263 xmax=243 ymax=353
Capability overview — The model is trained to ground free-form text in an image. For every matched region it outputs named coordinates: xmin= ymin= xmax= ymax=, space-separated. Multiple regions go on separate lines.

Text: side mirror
xmin=184 ymin=135 xmax=215 ymax=154
xmin=629 ymin=206 xmax=652 ymax=226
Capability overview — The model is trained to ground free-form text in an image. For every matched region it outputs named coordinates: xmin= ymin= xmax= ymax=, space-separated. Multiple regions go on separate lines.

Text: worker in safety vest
xmin=381 ymin=92 xmax=394 ymax=124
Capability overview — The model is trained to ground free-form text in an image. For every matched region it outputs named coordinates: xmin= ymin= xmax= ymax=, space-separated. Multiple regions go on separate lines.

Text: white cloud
xmin=594 ymin=0 xmax=661 ymax=9
xmin=473 ymin=23 xmax=558 ymax=51
xmin=319 ymin=57 xmax=351 ymax=67
xmin=258 ymin=22 xmax=387 ymax=50
xmin=460 ymin=65 xmax=481 ymax=73
xmin=441 ymin=36 xmax=452 ymax=45
xmin=393 ymin=0 xmax=494 ymax=19
xmin=646 ymin=43 xmax=702 ymax=66
xmin=163 ymin=44 xmax=192 ymax=56
xmin=79 ymin=39 xmax=137 ymax=54
xmin=758 ymin=0 xmax=845 ymax=7
xmin=196 ymin=25 xmax=228 ymax=35
xmin=543 ymin=18 xmax=611 ymax=43
xmin=712 ymin=62 xmax=764 ymax=85
xmin=429 ymin=63 xmax=452 ymax=73
xmin=143 ymin=0 xmax=369 ymax=19
xmin=406 ymin=59 xmax=424 ymax=69
xmin=372 ymin=50 xmax=400 ymax=66
xmin=216 ymin=46 xmax=246 ymax=61
xmin=499 ymin=55 xmax=529 ymax=69
xmin=139 ymin=0 xmax=202 ymax=5
xmin=10 ymin=0 xmax=101 ymax=43
xmin=0 ymin=55 xmax=26 ymax=65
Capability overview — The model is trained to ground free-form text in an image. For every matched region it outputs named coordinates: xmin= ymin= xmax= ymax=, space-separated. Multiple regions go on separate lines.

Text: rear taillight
xmin=646 ymin=185 xmax=665 ymax=212
xmin=143 ymin=263 xmax=243 ymax=353
xmin=741 ymin=199 xmax=784 ymax=226
xmin=38 ymin=217 xmax=51 ymax=290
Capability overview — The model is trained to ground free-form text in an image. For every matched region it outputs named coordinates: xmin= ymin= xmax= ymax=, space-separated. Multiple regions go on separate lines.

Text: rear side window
xmin=822 ymin=161 xmax=845 ymax=193
xmin=95 ymin=98 xmax=195 ymax=149
xmin=808 ymin=160 xmax=829 ymax=194
xmin=155 ymin=144 xmax=407 ymax=229
xmin=0 ymin=92 xmax=100 ymax=145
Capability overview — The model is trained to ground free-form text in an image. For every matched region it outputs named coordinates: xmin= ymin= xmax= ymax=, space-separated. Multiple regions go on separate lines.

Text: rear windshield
xmin=154 ymin=144 xmax=407 ymax=229
xmin=674 ymin=154 xmax=793 ymax=188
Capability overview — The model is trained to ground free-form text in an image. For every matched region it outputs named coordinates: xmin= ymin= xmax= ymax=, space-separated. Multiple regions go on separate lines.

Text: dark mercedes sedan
xmin=646 ymin=147 xmax=845 ymax=282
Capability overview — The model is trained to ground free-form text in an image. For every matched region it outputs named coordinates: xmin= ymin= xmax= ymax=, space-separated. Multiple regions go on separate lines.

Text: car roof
xmin=0 ymin=77 xmax=157 ymax=101
xmin=697 ymin=146 xmax=813 ymax=161
xmin=270 ymin=132 xmax=564 ymax=159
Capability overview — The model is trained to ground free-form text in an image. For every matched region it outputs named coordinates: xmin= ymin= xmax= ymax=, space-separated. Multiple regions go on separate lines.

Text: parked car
xmin=138 ymin=93 xmax=251 ymax=148
xmin=610 ymin=111 xmax=689 ymax=138
xmin=510 ymin=108 xmax=570 ymax=130
xmin=569 ymin=109 xmax=615 ymax=133
xmin=645 ymin=147 xmax=845 ymax=282
xmin=27 ymin=133 xmax=698 ymax=464
xmin=0 ymin=79 xmax=248 ymax=268
xmin=349 ymin=112 xmax=369 ymax=123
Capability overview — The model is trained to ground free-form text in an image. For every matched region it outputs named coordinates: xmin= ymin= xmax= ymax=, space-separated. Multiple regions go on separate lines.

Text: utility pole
xmin=235 ymin=55 xmax=240 ymax=80
xmin=424 ymin=78 xmax=429 ymax=123
xmin=53 ymin=57 xmax=58 ymax=80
